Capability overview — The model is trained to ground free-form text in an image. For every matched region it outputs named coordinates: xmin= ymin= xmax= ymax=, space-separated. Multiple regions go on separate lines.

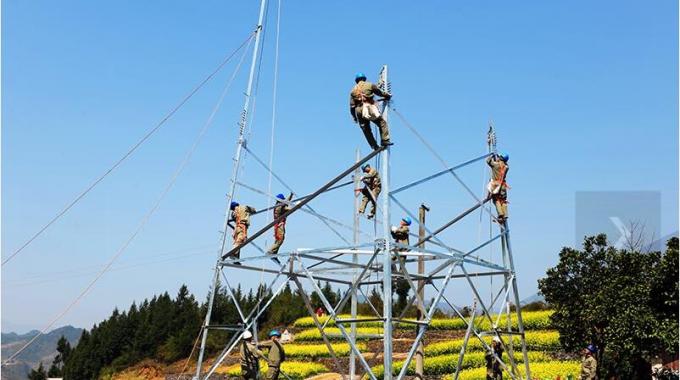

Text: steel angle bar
xmin=397 ymin=259 xmax=459 ymax=380
xmin=415 ymin=196 xmax=492 ymax=246
xmin=460 ymin=265 xmax=519 ymax=379
xmin=221 ymin=271 xmax=247 ymax=322
xmin=205 ymin=278 xmax=290 ymax=378
xmin=390 ymin=153 xmax=492 ymax=195
xmin=291 ymin=275 xmax=343 ymax=371
xmin=453 ymin=300 xmax=478 ymax=380
xmin=241 ymin=146 xmax=352 ymax=244
xmin=390 ymin=195 xmax=455 ymax=251
xmin=222 ymin=147 xmax=385 ymax=260
xmin=502 ymin=223 xmax=531 ymax=379
xmin=462 ymin=232 xmax=506 ymax=258
xmin=358 ymin=286 xmax=382 ymax=318
xmin=297 ymin=253 xmax=374 ymax=270
xmin=297 ymin=256 xmax=377 ymax=380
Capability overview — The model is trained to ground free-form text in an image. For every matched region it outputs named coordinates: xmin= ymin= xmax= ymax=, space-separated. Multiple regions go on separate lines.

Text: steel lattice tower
xmin=193 ymin=1 xmax=532 ymax=379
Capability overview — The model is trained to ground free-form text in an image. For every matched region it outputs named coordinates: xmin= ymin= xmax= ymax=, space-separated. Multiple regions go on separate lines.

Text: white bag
xmin=361 ymin=103 xmax=381 ymax=121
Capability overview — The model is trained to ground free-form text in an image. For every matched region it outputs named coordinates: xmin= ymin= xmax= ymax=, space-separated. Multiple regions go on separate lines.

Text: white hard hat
xmin=492 ymin=336 xmax=501 ymax=343
xmin=243 ymin=330 xmax=253 ymax=339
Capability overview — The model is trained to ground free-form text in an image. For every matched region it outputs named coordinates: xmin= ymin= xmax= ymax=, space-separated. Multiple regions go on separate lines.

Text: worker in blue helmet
xmin=580 ymin=344 xmax=598 ymax=379
xmin=357 ymin=164 xmax=381 ymax=219
xmin=390 ymin=216 xmax=411 ymax=252
xmin=228 ymin=201 xmax=257 ymax=261
xmin=258 ymin=329 xmax=286 ymax=380
xmin=267 ymin=192 xmax=294 ymax=261
xmin=349 ymin=72 xmax=393 ymax=150
xmin=486 ymin=152 xmax=510 ymax=224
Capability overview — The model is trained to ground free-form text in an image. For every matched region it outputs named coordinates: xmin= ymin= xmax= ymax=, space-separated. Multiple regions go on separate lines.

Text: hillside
xmin=1 ymin=326 xmax=82 ymax=380
xmin=109 ymin=310 xmax=583 ymax=380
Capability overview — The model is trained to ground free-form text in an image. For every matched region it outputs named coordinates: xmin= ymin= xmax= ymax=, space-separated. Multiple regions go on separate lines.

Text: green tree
xmin=27 ymin=362 xmax=47 ymax=380
xmin=47 ymin=335 xmax=72 ymax=377
xmin=538 ymin=235 xmax=679 ymax=378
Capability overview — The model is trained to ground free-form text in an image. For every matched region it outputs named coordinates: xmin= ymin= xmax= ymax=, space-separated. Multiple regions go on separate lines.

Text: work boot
xmin=381 ymin=140 xmax=394 ymax=147
xmin=271 ymin=257 xmax=281 ymax=265
xmin=367 ymin=213 xmax=374 ymax=220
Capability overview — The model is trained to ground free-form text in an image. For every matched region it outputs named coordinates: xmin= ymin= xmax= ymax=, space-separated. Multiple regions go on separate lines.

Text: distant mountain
xmin=1 ymin=325 xmax=82 ymax=380
xmin=520 ymin=292 xmax=546 ymax=306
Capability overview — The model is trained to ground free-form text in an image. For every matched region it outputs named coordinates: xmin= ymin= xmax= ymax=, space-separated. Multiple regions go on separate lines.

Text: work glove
xmin=383 ymin=93 xmax=392 ymax=100
xmin=391 ymin=226 xmax=397 ymax=233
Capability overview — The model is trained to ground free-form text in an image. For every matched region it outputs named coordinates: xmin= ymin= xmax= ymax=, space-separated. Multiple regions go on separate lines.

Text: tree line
xmin=50 ymin=279 xmax=414 ymax=379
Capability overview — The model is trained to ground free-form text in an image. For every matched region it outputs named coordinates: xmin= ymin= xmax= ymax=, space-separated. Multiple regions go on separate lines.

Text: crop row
xmin=220 ymin=361 xmax=327 ymax=380
xmin=446 ymin=360 xmax=582 ymax=380
xmin=370 ymin=351 xmax=550 ymax=379
xmin=425 ymin=331 xmax=560 ymax=355
xmin=294 ymin=327 xmax=383 ymax=342
xmin=283 ymin=342 xmax=367 ymax=358
xmin=293 ymin=310 xmax=554 ymax=331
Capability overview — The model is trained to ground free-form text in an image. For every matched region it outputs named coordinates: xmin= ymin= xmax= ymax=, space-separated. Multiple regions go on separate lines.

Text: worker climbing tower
xmin=191 ymin=1 xmax=532 ymax=379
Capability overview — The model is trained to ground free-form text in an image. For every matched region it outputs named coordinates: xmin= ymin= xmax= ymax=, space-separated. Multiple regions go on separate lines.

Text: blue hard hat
xmin=276 ymin=193 xmax=285 ymax=200
xmin=402 ymin=217 xmax=412 ymax=225
xmin=269 ymin=329 xmax=281 ymax=337
xmin=230 ymin=201 xmax=239 ymax=210
xmin=586 ymin=344 xmax=597 ymax=354
xmin=500 ymin=153 xmax=509 ymax=162
xmin=361 ymin=164 xmax=370 ymax=171
xmin=355 ymin=72 xmax=367 ymax=82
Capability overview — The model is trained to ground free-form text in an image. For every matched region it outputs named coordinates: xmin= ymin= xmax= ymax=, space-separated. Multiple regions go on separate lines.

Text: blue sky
xmin=2 ymin=1 xmax=678 ymax=332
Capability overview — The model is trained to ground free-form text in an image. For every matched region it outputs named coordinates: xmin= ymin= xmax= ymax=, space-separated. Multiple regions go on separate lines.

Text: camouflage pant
xmin=266 ymin=366 xmax=280 ymax=380
xmin=268 ymin=223 xmax=286 ymax=255
xmin=233 ymin=223 xmax=248 ymax=259
xmin=492 ymin=192 xmax=508 ymax=219
xmin=358 ymin=186 xmax=381 ymax=217
xmin=241 ymin=365 xmax=258 ymax=380
xmin=357 ymin=109 xmax=390 ymax=148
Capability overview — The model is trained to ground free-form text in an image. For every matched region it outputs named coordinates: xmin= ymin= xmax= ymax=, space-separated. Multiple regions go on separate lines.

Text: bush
xmin=446 ymin=360 xmax=581 ymax=380
xmin=425 ymin=331 xmax=561 ymax=355
xmin=370 ymin=351 xmax=550 ymax=378
xmin=294 ymin=327 xmax=383 ymax=342
xmin=220 ymin=361 xmax=328 ymax=380
xmin=283 ymin=342 xmax=367 ymax=358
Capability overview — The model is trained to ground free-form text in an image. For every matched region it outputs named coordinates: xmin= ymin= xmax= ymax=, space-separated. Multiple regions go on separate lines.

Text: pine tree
xmin=27 ymin=362 xmax=47 ymax=380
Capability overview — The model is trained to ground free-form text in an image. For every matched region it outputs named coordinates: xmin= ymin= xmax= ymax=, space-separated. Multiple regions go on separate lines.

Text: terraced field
xmin=218 ymin=310 xmax=581 ymax=379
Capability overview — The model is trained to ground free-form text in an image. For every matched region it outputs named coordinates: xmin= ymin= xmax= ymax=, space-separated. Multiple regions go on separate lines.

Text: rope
xmin=265 ymin=0 xmax=282 ymax=222
xmin=177 ymin=325 xmax=205 ymax=380
xmin=2 ymin=31 xmax=257 ymax=267
xmin=2 ymin=40 xmax=250 ymax=364
xmin=390 ymin=106 xmax=495 ymax=218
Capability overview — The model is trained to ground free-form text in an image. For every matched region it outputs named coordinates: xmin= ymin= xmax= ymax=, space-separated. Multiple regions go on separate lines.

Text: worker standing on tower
xmin=357 ymin=164 xmax=381 ymax=219
xmin=391 ymin=217 xmax=411 ymax=251
xmin=267 ymin=193 xmax=293 ymax=261
xmin=349 ymin=72 xmax=392 ymax=150
xmin=486 ymin=153 xmax=510 ymax=224
xmin=230 ymin=201 xmax=257 ymax=260
xmin=240 ymin=330 xmax=264 ymax=380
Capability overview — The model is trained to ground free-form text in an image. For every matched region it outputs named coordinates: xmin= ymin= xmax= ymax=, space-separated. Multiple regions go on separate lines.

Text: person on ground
xmin=580 ymin=344 xmax=598 ymax=380
xmin=240 ymin=330 xmax=264 ymax=380
xmin=485 ymin=336 xmax=504 ymax=380
xmin=259 ymin=330 xmax=286 ymax=380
